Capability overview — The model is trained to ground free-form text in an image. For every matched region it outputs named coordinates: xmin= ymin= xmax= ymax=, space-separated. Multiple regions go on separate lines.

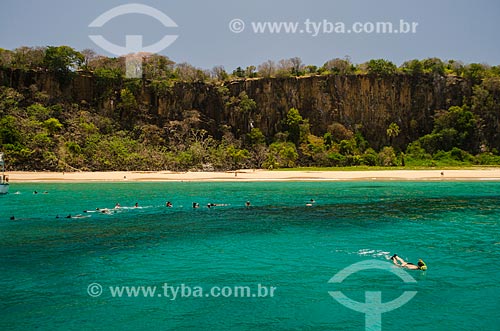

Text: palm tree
xmin=386 ymin=122 xmax=400 ymax=146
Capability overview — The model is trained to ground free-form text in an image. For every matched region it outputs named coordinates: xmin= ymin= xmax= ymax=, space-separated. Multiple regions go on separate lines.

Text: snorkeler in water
xmin=391 ymin=254 xmax=427 ymax=270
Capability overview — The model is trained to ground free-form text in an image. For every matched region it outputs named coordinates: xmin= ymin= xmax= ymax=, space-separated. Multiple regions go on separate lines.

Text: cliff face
xmin=229 ymin=75 xmax=471 ymax=147
xmin=1 ymin=69 xmax=471 ymax=148
xmin=0 ymin=68 xmax=94 ymax=102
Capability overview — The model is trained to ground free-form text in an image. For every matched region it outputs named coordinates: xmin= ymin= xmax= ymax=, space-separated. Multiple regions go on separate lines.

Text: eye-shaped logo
xmin=88 ymin=3 xmax=178 ymax=78
xmin=328 ymin=260 xmax=418 ymax=331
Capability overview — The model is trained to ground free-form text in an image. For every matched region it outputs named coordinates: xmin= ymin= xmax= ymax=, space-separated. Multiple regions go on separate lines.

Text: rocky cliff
xmin=1 ymin=69 xmax=472 ymax=149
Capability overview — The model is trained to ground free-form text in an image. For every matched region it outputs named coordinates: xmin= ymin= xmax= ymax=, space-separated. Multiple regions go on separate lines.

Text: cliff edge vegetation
xmin=1 ymin=46 xmax=499 ymax=171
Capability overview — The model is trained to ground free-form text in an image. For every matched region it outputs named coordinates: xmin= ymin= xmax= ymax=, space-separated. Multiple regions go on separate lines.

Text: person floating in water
xmin=391 ymin=254 xmax=427 ymax=270
xmin=166 ymin=201 xmax=172 ymax=207
xmin=115 ymin=203 xmax=121 ymax=209
xmin=306 ymin=199 xmax=316 ymax=207
xmin=192 ymin=202 xmax=200 ymax=209
xmin=134 ymin=202 xmax=139 ymax=208
xmin=245 ymin=201 xmax=251 ymax=208
xmin=207 ymin=203 xmax=227 ymax=208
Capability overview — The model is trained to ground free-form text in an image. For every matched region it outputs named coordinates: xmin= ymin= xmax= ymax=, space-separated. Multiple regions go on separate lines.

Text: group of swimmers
xmin=63 ymin=202 xmax=143 ymax=218
xmin=114 ymin=202 xmax=139 ymax=209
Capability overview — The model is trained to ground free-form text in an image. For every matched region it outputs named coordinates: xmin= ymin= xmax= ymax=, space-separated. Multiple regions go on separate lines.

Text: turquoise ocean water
xmin=1 ymin=181 xmax=499 ymax=330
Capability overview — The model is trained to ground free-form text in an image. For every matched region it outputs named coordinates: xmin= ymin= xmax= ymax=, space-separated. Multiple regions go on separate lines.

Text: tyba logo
xmin=88 ymin=3 xmax=178 ymax=78
xmin=328 ymin=260 xmax=418 ymax=331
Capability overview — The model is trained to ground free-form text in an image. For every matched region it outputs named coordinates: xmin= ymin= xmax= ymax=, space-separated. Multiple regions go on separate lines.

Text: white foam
xmin=357 ymin=249 xmax=391 ymax=259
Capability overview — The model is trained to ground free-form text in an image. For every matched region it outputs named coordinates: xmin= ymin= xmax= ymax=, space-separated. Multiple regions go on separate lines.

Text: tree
xmin=257 ymin=60 xmax=276 ymax=78
xmin=386 ymin=122 xmax=400 ymax=146
xmin=366 ymin=59 xmax=397 ymax=75
xmin=226 ymin=92 xmax=256 ymax=114
xmin=247 ymin=128 xmax=266 ymax=146
xmin=289 ymin=57 xmax=304 ymax=76
xmin=175 ymin=62 xmax=208 ymax=82
xmin=80 ymin=48 xmax=97 ymax=69
xmin=276 ymin=57 xmax=304 ymax=76
xmin=400 ymin=59 xmax=423 ymax=75
xmin=116 ymin=88 xmax=138 ymax=125
xmin=43 ymin=46 xmax=84 ymax=73
xmin=88 ymin=55 xmax=125 ymax=74
xmin=328 ymin=122 xmax=353 ymax=142
xmin=378 ymin=146 xmax=397 ymax=166
xmin=304 ymin=65 xmax=318 ymax=75
xmin=245 ymin=65 xmax=257 ymax=78
xmin=422 ymin=58 xmax=445 ymax=75
xmin=211 ymin=65 xmax=228 ymax=81
xmin=43 ymin=118 xmax=63 ymax=136
xmin=264 ymin=142 xmax=298 ymax=168
xmin=0 ymin=115 xmax=21 ymax=145
xmin=232 ymin=66 xmax=245 ymax=78
xmin=143 ymin=53 xmax=175 ymax=80
xmin=323 ymin=57 xmax=354 ymax=75
xmin=285 ymin=108 xmax=309 ymax=146
xmin=445 ymin=60 xmax=465 ymax=76
xmin=471 ymin=78 xmax=500 ymax=151
xmin=419 ymin=106 xmax=477 ymax=154
xmin=11 ymin=46 xmax=45 ymax=70
xmin=0 ymin=48 xmax=13 ymax=68
xmin=226 ymin=145 xmax=250 ymax=169
xmin=464 ymin=63 xmax=490 ymax=84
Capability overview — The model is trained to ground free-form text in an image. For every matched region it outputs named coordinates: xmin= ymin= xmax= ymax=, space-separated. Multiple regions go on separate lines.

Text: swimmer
xmin=10 ymin=216 xmax=15 ymax=220
xmin=193 ymin=202 xmax=199 ymax=209
xmin=134 ymin=202 xmax=139 ymax=208
xmin=208 ymin=203 xmax=227 ymax=208
xmin=115 ymin=203 xmax=121 ymax=209
xmin=391 ymin=254 xmax=427 ymax=270
xmin=166 ymin=201 xmax=172 ymax=207
xmin=245 ymin=201 xmax=251 ymax=208
xmin=306 ymin=199 xmax=315 ymax=207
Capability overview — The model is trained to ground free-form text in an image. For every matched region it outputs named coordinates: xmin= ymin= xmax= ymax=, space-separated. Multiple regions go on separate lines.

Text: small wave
xmin=357 ymin=249 xmax=391 ymax=259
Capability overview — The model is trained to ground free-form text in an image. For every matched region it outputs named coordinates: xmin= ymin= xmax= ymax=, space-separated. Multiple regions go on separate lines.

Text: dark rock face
xmin=224 ymin=75 xmax=471 ymax=148
xmin=1 ymin=69 xmax=472 ymax=148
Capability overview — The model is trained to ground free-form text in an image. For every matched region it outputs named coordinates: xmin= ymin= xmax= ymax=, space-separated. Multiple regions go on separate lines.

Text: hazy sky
xmin=1 ymin=0 xmax=499 ymax=70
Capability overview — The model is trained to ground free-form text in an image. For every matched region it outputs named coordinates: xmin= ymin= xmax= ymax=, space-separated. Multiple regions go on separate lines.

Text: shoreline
xmin=6 ymin=168 xmax=500 ymax=183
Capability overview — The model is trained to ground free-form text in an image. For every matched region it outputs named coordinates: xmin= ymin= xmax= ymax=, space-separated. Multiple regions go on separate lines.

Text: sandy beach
xmin=6 ymin=168 xmax=500 ymax=182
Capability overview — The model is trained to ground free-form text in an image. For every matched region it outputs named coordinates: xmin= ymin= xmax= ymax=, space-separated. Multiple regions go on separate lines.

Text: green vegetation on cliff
xmin=0 ymin=46 xmax=499 ymax=171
